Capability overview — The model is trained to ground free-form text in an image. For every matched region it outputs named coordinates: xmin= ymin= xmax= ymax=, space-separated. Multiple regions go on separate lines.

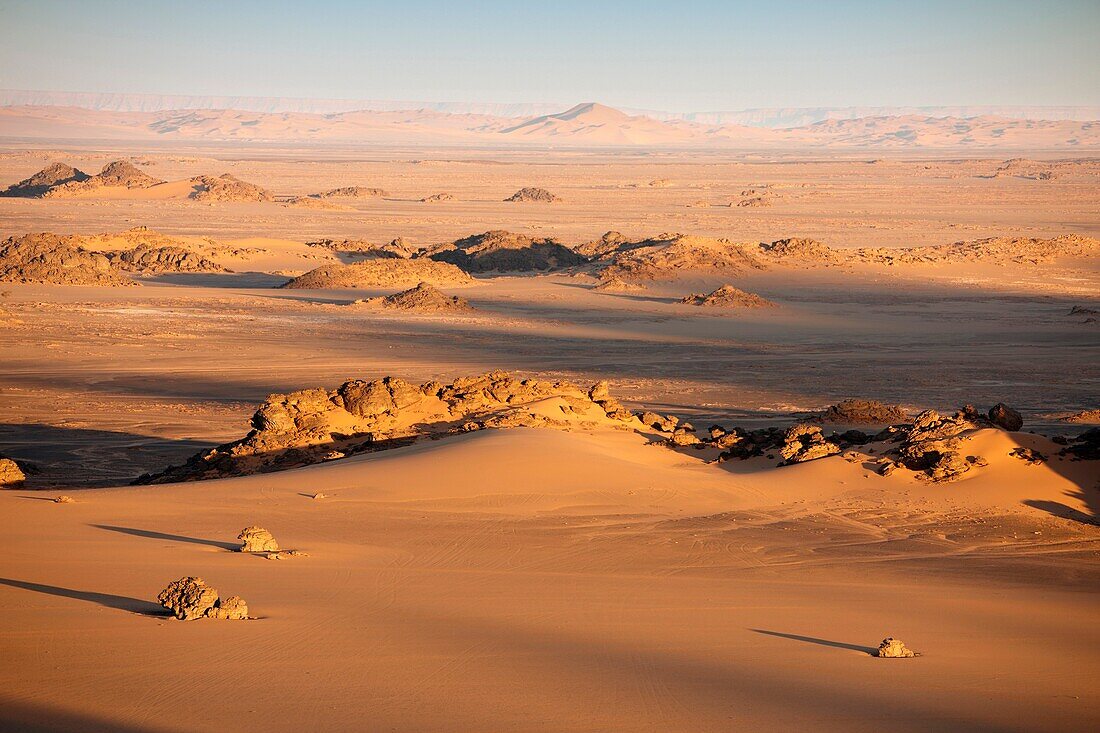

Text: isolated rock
xmin=988 ymin=403 xmax=1023 ymax=431
xmin=0 ymin=457 xmax=26 ymax=487
xmin=354 ymin=282 xmax=473 ymax=313
xmin=678 ymin=284 xmax=774 ymax=308
xmin=157 ymin=577 xmax=220 ymax=620
xmin=809 ymin=399 xmax=909 ymax=424
xmin=877 ymin=638 xmax=916 ymax=658
xmin=0 ymin=162 xmax=90 ymax=197
xmin=53 ymin=495 xmax=74 ymax=504
xmin=421 ymin=230 xmax=586 ymax=273
xmin=504 ymin=187 xmax=560 ymax=203
xmin=238 ymin=526 xmax=280 ymax=553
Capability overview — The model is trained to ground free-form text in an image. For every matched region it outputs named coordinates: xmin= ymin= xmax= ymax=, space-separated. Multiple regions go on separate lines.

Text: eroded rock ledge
xmin=136 ymin=372 xmax=652 ymax=483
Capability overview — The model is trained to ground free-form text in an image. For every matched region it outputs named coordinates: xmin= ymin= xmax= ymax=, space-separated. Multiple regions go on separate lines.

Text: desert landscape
xmin=1 ymin=3 xmax=1098 ymax=732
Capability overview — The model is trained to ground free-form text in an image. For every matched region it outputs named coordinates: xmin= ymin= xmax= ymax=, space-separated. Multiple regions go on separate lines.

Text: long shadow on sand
xmin=750 ymin=629 xmax=877 ymax=655
xmin=0 ymin=698 xmax=172 ymax=733
xmin=91 ymin=524 xmax=238 ymax=551
xmin=0 ymin=577 xmax=166 ymax=616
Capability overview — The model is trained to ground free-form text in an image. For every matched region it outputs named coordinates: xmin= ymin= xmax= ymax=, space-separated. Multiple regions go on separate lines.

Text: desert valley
xmin=0 ymin=6 xmax=1098 ymax=730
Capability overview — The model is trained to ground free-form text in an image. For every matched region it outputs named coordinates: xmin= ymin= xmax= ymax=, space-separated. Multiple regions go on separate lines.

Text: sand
xmin=0 ymin=141 xmax=1097 ymax=732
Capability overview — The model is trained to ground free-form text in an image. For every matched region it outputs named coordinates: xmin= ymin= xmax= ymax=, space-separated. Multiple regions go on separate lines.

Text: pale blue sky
xmin=0 ymin=0 xmax=1097 ymax=111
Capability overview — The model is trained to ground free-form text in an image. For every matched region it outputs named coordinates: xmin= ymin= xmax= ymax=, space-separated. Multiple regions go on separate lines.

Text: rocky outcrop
xmin=0 ymin=162 xmax=90 ymax=197
xmin=421 ymin=230 xmax=586 ymax=273
xmin=0 ymin=458 xmax=26 ymax=487
xmin=306 ymin=238 xmax=414 ymax=260
xmin=238 ymin=526 xmax=280 ymax=553
xmin=808 ymin=399 xmax=910 ymax=424
xmin=137 ymin=372 xmax=645 ymax=482
xmin=157 ymin=577 xmax=247 ymax=621
xmin=855 ymin=235 xmax=1100 ymax=266
xmin=1060 ymin=428 xmax=1100 ymax=461
xmin=420 ymin=193 xmax=455 ymax=203
xmin=877 ymin=638 xmax=916 ymax=658
xmin=110 ymin=244 xmax=226 ymax=274
xmin=353 ymin=282 xmax=473 ymax=313
xmin=283 ymin=196 xmax=351 ymax=210
xmin=283 ymin=258 xmax=472 ymax=289
xmin=758 ymin=238 xmax=844 ymax=265
xmin=895 ymin=408 xmax=986 ymax=482
xmin=504 ymin=187 xmax=560 ymax=202
xmin=0 ymin=233 xmax=135 ymax=286
xmin=592 ymin=233 xmax=768 ymax=283
xmin=189 ymin=173 xmax=272 ymax=202
xmin=1061 ymin=409 xmax=1100 ymax=424
xmin=988 ymin=403 xmax=1023 ymax=431
xmin=678 ymin=284 xmax=774 ymax=308
xmin=44 ymin=161 xmax=163 ymax=196
xmin=777 ymin=424 xmax=842 ymax=464
xmin=318 ymin=186 xmax=387 ymax=198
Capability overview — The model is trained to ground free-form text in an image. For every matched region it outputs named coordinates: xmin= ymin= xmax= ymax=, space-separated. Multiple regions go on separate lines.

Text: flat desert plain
xmin=0 ymin=145 xmax=1098 ymax=732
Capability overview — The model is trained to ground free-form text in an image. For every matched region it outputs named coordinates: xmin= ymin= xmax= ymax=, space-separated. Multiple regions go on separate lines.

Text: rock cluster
xmin=877 ymin=638 xmax=916 ymax=658
xmin=420 ymin=193 xmax=455 ymax=203
xmin=238 ymin=526 xmax=280 ymax=553
xmin=1009 ymin=447 xmax=1046 ymax=465
xmin=0 ymin=458 xmax=25 ymax=487
xmin=157 ymin=577 xmax=247 ymax=620
xmin=354 ymin=282 xmax=473 ymax=313
xmin=137 ymin=372 xmax=645 ymax=482
xmin=0 ymin=233 xmax=135 ymax=286
xmin=283 ymin=258 xmax=472 ymax=289
xmin=504 ymin=187 xmax=560 ymax=203
xmin=678 ymin=284 xmax=775 ymax=309
xmin=0 ymin=162 xmax=90 ymax=197
xmin=421 ymin=230 xmax=586 ymax=273
xmin=1061 ymin=428 xmax=1100 ymax=460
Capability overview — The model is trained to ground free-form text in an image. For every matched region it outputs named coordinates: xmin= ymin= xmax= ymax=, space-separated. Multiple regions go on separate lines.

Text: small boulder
xmin=988 ymin=403 xmax=1023 ymax=432
xmin=53 ymin=495 xmax=75 ymax=504
xmin=877 ymin=638 xmax=917 ymax=658
xmin=238 ymin=526 xmax=279 ymax=553
xmin=207 ymin=595 xmax=249 ymax=620
xmin=157 ymin=577 xmax=220 ymax=621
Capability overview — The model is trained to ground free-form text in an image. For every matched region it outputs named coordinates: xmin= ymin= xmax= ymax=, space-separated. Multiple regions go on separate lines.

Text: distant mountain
xmin=499 ymin=103 xmax=710 ymax=144
xmin=0 ymin=102 xmax=1096 ymax=149
xmin=2 ymin=89 xmax=1097 ymax=128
